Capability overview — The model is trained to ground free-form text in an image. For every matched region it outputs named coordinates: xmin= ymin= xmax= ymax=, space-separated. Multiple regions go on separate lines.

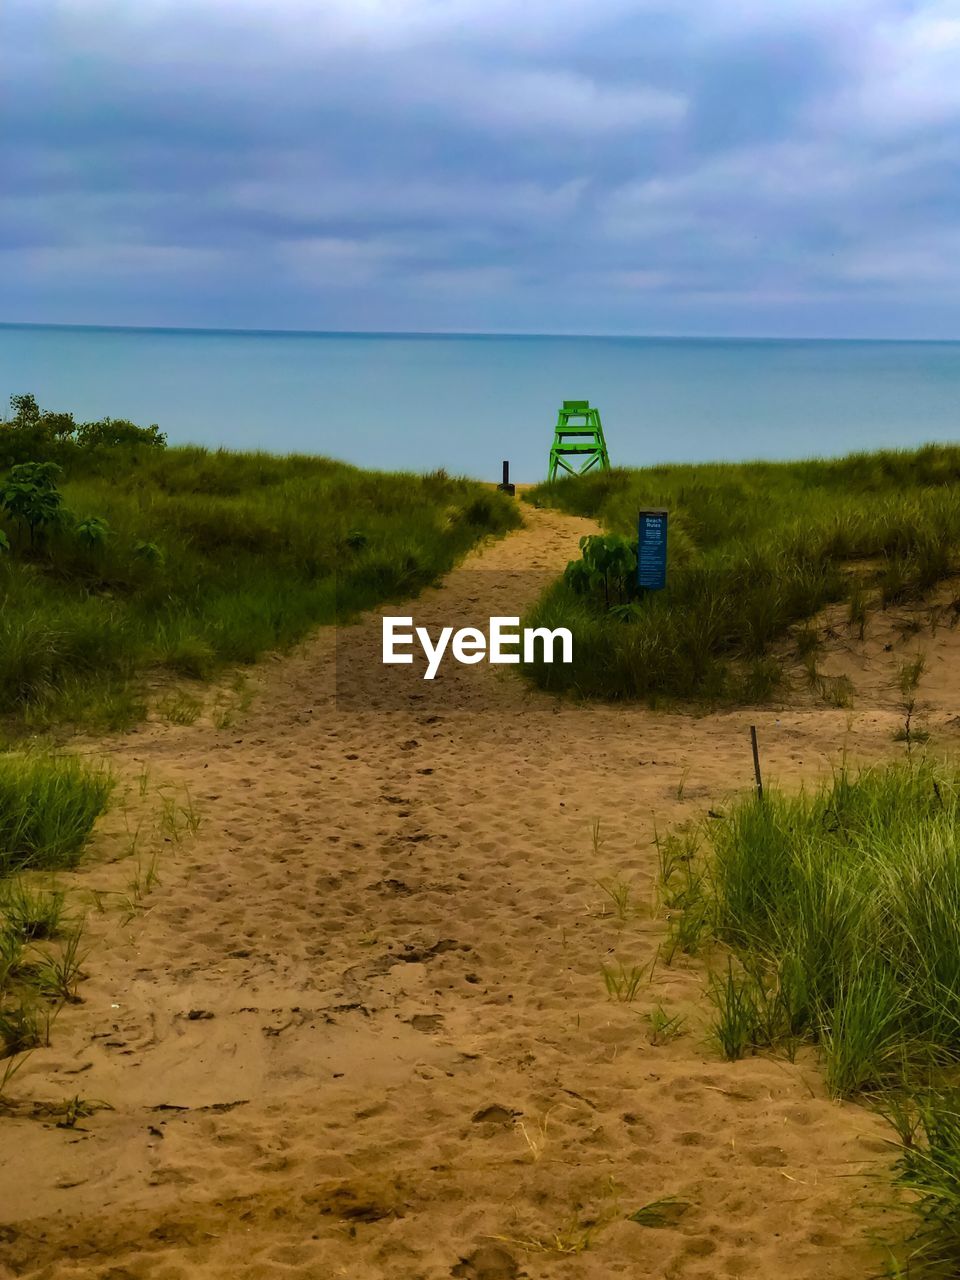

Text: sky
xmin=4 ymin=0 xmax=960 ymax=338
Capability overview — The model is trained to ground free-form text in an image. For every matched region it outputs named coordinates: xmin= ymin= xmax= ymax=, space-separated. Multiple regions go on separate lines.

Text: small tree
xmin=133 ymin=540 xmax=164 ymax=565
xmin=74 ymin=516 xmax=110 ymax=547
xmin=9 ymin=393 xmax=41 ymax=425
xmin=564 ymin=533 xmax=638 ymax=610
xmin=0 ymin=461 xmax=64 ymax=546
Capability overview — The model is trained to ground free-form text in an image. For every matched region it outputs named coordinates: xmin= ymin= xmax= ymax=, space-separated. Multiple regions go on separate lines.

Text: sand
xmin=4 ymin=500 xmax=956 ymax=1280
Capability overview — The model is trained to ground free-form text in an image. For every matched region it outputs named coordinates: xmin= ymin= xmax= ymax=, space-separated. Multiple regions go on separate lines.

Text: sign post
xmin=637 ymin=509 xmax=668 ymax=592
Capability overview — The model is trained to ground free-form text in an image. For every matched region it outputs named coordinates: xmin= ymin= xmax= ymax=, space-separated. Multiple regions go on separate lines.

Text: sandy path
xmin=4 ymin=502 xmax=951 ymax=1280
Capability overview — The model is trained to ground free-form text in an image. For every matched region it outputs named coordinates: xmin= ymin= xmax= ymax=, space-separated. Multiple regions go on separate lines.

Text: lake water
xmin=2 ymin=323 xmax=959 ymax=481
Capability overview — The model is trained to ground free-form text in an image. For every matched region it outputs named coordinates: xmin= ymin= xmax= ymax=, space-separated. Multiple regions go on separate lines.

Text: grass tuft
xmin=889 ymin=1095 xmax=960 ymax=1277
xmin=0 ymin=880 xmax=66 ymax=940
xmin=0 ymin=753 xmax=113 ymax=875
xmin=602 ymin=960 xmax=646 ymax=1002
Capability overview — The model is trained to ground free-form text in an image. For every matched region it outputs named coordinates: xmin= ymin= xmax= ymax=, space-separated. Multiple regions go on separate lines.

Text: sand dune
xmin=5 ymin=501 xmax=952 ymax=1279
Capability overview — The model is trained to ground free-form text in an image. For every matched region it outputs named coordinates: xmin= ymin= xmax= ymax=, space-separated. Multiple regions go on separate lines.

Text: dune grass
xmin=0 ymin=431 xmax=520 ymax=729
xmin=892 ymin=1097 xmax=960 ymax=1277
xmin=0 ymin=753 xmax=113 ymax=876
xmin=0 ymin=751 xmax=111 ymax=1069
xmin=523 ymin=447 xmax=960 ymax=703
xmin=660 ymin=760 xmax=960 ymax=1275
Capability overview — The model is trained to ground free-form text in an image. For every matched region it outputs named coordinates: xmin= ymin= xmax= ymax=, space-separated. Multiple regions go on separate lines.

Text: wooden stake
xmin=750 ymin=725 xmax=763 ymax=800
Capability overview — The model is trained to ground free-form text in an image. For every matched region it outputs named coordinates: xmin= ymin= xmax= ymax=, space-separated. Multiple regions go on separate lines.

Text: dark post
xmin=497 ymin=460 xmax=515 ymax=496
xmin=750 ymin=725 xmax=763 ymax=800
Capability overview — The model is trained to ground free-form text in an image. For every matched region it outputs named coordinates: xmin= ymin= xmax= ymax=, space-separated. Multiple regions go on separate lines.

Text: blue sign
xmin=638 ymin=509 xmax=668 ymax=590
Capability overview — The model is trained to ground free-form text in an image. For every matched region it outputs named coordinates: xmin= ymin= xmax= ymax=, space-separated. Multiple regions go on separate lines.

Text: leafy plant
xmin=608 ymin=601 xmax=645 ymax=622
xmin=132 ymin=539 xmax=164 ymax=564
xmin=627 ymin=1198 xmax=691 ymax=1228
xmin=74 ymin=516 xmax=110 ymax=547
xmin=0 ymin=462 xmax=64 ymax=545
xmin=564 ymin=533 xmax=638 ymax=610
xmin=49 ymin=1093 xmax=113 ymax=1129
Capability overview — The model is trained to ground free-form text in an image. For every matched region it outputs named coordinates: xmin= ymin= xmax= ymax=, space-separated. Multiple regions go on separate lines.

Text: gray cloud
xmin=3 ymin=0 xmax=960 ymax=335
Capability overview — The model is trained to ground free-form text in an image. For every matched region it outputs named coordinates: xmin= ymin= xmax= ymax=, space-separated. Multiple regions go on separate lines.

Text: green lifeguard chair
xmin=548 ymin=400 xmax=611 ymax=480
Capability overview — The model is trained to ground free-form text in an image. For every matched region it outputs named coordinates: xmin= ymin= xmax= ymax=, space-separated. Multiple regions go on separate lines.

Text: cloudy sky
xmin=4 ymin=0 xmax=960 ymax=337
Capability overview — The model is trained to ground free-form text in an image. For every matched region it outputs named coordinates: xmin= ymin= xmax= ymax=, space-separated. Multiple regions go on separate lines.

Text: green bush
xmin=0 ymin=462 xmax=65 ymax=546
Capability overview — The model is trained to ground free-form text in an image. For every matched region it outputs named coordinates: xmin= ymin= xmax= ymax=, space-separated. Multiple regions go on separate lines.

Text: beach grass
xmin=0 ymin=751 xmax=111 ymax=1072
xmin=522 ymin=447 xmax=960 ymax=702
xmin=0 ymin=412 xmax=521 ymax=729
xmin=661 ymin=759 xmax=960 ymax=1274
xmin=0 ymin=753 xmax=113 ymax=876
xmin=0 ymin=880 xmax=67 ymax=941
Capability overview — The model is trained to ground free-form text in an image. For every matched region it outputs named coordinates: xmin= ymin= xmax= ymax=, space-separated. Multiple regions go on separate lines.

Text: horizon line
xmin=2 ymin=319 xmax=959 ymax=344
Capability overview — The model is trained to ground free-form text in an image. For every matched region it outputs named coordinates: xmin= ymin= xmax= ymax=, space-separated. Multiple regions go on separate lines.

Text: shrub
xmin=0 ymin=462 xmax=64 ymax=545
xmin=74 ymin=516 xmax=110 ymax=547
xmin=564 ymin=534 xmax=638 ymax=609
xmin=74 ymin=418 xmax=166 ymax=450
xmin=0 ymin=393 xmax=166 ymax=468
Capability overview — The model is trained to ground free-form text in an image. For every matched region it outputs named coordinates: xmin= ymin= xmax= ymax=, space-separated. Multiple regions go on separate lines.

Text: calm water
xmin=2 ymin=323 xmax=959 ymax=481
